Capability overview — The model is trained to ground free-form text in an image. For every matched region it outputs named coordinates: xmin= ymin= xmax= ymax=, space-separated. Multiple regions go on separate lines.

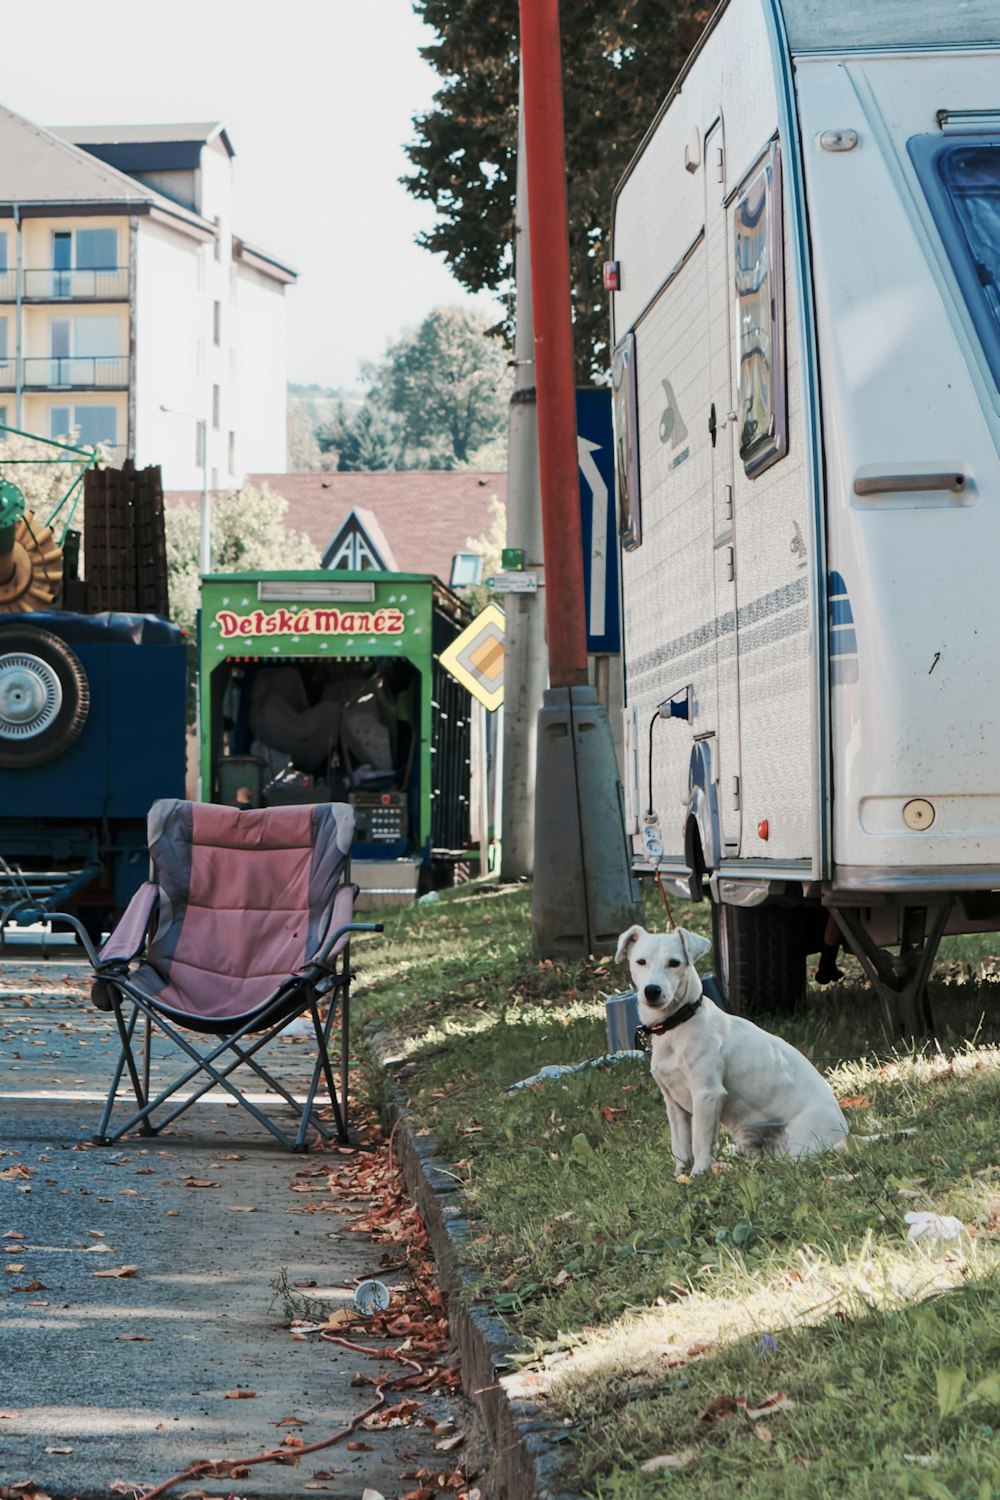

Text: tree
xmin=461 ymin=491 xmax=505 ymax=613
xmin=319 ymin=400 xmax=403 ymax=471
xmin=325 ymin=306 xmax=511 ymax=471
xmin=165 ymin=481 xmax=318 ymax=636
xmin=404 ymin=1 xmax=711 ymax=382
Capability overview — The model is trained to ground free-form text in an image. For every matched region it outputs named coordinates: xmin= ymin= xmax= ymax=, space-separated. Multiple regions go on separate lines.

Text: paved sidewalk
xmin=0 ymin=955 xmax=477 ymax=1500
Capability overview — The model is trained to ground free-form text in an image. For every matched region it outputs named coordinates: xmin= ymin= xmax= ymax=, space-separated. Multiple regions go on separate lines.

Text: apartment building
xmin=0 ymin=106 xmax=295 ymax=488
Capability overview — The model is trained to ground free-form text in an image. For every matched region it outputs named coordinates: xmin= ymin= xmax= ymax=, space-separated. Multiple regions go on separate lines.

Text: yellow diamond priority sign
xmin=439 ymin=603 xmax=505 ymax=711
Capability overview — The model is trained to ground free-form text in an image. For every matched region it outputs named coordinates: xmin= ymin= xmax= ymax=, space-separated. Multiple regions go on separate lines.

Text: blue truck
xmin=0 ymin=456 xmax=187 ymax=943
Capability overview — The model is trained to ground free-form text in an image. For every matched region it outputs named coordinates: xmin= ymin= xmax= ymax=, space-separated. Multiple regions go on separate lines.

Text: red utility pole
xmin=517 ymin=0 xmax=588 ymax=688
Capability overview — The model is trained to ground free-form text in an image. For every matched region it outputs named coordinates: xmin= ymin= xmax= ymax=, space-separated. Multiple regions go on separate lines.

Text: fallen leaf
xmin=740 ymin=1392 xmax=796 ymax=1420
xmin=346 ymin=1440 xmax=373 ymax=1451
xmin=753 ymin=1423 xmax=773 ymax=1443
xmin=182 ymin=1177 xmax=219 ymax=1189
xmin=92 ymin=1265 xmax=139 ymax=1279
xmin=118 ymin=1334 xmax=153 ymax=1342
xmin=839 ymin=1094 xmax=869 ymax=1110
xmin=228 ymin=1205 xmax=257 ymax=1213
xmin=224 ymin=1388 xmax=257 ymax=1399
xmin=700 ymin=1393 xmax=739 ymax=1422
xmin=4 ymin=1264 xmax=25 ymax=1273
xmin=435 ymin=1432 xmax=465 ymax=1451
xmin=44 ymin=1445 xmax=74 ymax=1454
xmin=641 ymin=1449 xmax=697 ymax=1472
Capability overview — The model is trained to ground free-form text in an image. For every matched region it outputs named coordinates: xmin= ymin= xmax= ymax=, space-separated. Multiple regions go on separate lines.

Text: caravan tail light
xmin=603 ymin=260 xmax=621 ymax=291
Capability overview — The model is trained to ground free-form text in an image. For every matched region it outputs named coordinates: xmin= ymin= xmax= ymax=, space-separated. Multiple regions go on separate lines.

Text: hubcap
xmin=0 ymin=652 xmax=62 ymax=739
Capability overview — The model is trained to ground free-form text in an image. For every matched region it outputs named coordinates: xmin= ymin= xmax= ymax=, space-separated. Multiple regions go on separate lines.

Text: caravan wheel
xmin=0 ymin=626 xmax=90 ymax=768
xmin=710 ymin=899 xmax=805 ymax=1017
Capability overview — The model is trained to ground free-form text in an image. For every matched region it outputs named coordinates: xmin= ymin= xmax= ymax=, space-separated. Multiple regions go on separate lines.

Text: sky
xmin=0 ymin=0 xmax=503 ymax=391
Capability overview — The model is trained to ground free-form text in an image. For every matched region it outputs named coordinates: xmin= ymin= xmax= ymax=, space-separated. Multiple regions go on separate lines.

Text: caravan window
xmin=909 ymin=138 xmax=1000 ymax=389
xmin=734 ymin=142 xmax=787 ymax=477
xmin=612 ymin=331 xmax=642 ymax=549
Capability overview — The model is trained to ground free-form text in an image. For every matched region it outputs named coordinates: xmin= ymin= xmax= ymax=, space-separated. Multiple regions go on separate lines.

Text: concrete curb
xmin=369 ymin=1029 xmax=583 ymax=1500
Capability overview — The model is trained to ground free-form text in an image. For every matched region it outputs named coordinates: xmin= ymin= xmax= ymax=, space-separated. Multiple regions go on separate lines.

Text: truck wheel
xmin=0 ymin=626 xmax=90 ymax=768
xmin=710 ymin=899 xmax=805 ymax=1016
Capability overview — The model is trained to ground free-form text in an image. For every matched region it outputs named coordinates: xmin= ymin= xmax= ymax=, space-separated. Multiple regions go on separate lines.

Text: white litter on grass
xmin=905 ymin=1211 xmax=966 ymax=1244
xmin=506 ymin=1052 xmax=646 ymax=1091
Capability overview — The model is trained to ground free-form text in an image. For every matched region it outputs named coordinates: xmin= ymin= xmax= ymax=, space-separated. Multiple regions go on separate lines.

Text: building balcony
xmin=0 ymin=267 xmax=130 ymax=302
xmin=0 ymin=356 xmax=131 ymax=391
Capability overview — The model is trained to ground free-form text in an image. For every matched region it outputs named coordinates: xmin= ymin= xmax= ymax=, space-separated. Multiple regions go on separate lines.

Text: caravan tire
xmin=0 ymin=626 xmax=90 ymax=769
xmin=710 ymin=900 xmax=805 ymax=1017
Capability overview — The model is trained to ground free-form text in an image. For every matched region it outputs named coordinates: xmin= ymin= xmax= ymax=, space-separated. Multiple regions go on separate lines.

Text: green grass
xmin=351 ymin=884 xmax=1000 ymax=1498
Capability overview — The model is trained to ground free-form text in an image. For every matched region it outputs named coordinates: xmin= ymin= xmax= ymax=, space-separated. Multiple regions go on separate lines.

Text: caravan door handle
xmin=854 ymin=471 xmax=967 ymax=496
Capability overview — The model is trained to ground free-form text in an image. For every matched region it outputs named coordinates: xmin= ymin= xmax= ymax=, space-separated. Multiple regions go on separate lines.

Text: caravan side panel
xmin=613 ymin=0 xmax=819 ymax=876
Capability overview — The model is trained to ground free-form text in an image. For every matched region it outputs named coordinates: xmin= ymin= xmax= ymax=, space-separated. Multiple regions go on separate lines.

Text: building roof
xmin=51 ymin=122 xmax=235 ymax=178
xmin=167 ymin=471 xmax=506 ymax=585
xmin=53 ymin=122 xmax=235 ymax=157
xmin=0 ymin=102 xmax=213 ymax=237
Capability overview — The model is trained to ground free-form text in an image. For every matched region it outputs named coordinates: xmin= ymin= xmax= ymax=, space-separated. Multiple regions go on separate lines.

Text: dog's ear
xmin=615 ymin=924 xmax=645 ymax=963
xmin=675 ymin=927 xmax=712 ymax=965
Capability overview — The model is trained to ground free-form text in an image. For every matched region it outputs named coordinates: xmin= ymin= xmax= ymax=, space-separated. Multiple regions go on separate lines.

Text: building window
xmin=213 ymin=301 xmax=221 ymax=346
xmin=734 ymin=141 xmax=787 ymax=477
xmin=50 ymin=318 xmax=71 ymax=359
xmin=228 ymin=429 xmax=235 ymax=473
xmin=49 ymin=404 xmax=117 ymax=448
xmin=47 ymin=315 xmax=120 ymax=386
xmin=75 ymin=406 xmax=118 ymax=448
xmin=76 ymin=228 xmax=117 ymax=269
xmin=211 ymin=468 xmax=219 ymax=488
xmin=0 ymin=406 xmax=7 ymax=429
xmin=212 ymin=384 xmax=221 ymax=429
xmin=214 ymin=215 xmax=222 ymax=262
xmin=0 ymin=232 xmax=7 ymax=272
xmin=0 ymin=319 xmax=8 ymax=367
xmin=196 ymin=422 xmax=205 ymax=466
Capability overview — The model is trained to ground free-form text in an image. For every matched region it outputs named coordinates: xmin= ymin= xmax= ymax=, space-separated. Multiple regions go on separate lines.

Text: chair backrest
xmin=141 ymin=798 xmax=355 ymax=1021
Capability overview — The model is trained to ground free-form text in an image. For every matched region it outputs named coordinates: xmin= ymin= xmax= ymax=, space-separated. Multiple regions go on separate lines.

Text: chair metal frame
xmin=89 ymin=902 xmax=380 ymax=1151
xmin=36 ymin=798 xmax=383 ymax=1152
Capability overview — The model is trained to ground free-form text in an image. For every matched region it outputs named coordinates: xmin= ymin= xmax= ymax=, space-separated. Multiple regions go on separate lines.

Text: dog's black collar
xmin=634 ymin=995 xmax=704 ymax=1052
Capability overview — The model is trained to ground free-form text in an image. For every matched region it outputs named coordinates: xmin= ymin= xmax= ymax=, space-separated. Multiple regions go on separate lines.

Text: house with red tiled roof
xmin=167 ymin=470 xmax=506 ymax=585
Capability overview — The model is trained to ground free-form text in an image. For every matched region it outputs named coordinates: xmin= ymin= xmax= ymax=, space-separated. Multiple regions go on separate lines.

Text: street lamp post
xmin=160 ymin=404 xmax=210 ymax=574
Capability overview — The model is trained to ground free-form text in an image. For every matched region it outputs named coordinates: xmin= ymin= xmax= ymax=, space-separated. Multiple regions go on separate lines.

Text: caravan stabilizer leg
xmin=831 ymin=902 xmax=951 ymax=1041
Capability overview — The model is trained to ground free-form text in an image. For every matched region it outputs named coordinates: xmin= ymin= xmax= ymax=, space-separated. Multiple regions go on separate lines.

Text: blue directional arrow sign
xmin=576 ymin=386 xmax=620 ymax=654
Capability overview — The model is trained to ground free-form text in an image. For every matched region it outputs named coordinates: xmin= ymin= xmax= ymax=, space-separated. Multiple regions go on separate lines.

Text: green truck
xmin=198 ymin=570 xmax=480 ymax=903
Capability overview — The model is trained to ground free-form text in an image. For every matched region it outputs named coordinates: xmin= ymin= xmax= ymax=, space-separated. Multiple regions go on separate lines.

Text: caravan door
xmin=704 ymin=118 xmax=742 ymax=852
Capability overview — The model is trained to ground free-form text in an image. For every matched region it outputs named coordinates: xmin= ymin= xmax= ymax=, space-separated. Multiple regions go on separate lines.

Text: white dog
xmin=616 ymin=924 xmax=848 ymax=1174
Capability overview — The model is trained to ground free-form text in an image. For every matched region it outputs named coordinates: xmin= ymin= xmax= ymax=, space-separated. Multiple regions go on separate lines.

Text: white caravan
xmin=609 ymin=0 xmax=1000 ymax=1033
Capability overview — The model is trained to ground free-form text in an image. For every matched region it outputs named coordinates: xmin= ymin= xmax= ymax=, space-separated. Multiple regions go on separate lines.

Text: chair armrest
xmin=95 ymin=882 xmax=160 ymax=970
xmin=311 ymin=884 xmax=383 ymax=968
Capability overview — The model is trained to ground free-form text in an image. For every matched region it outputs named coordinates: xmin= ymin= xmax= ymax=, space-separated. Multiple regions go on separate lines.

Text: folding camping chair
xmin=75 ymin=798 xmax=381 ymax=1151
